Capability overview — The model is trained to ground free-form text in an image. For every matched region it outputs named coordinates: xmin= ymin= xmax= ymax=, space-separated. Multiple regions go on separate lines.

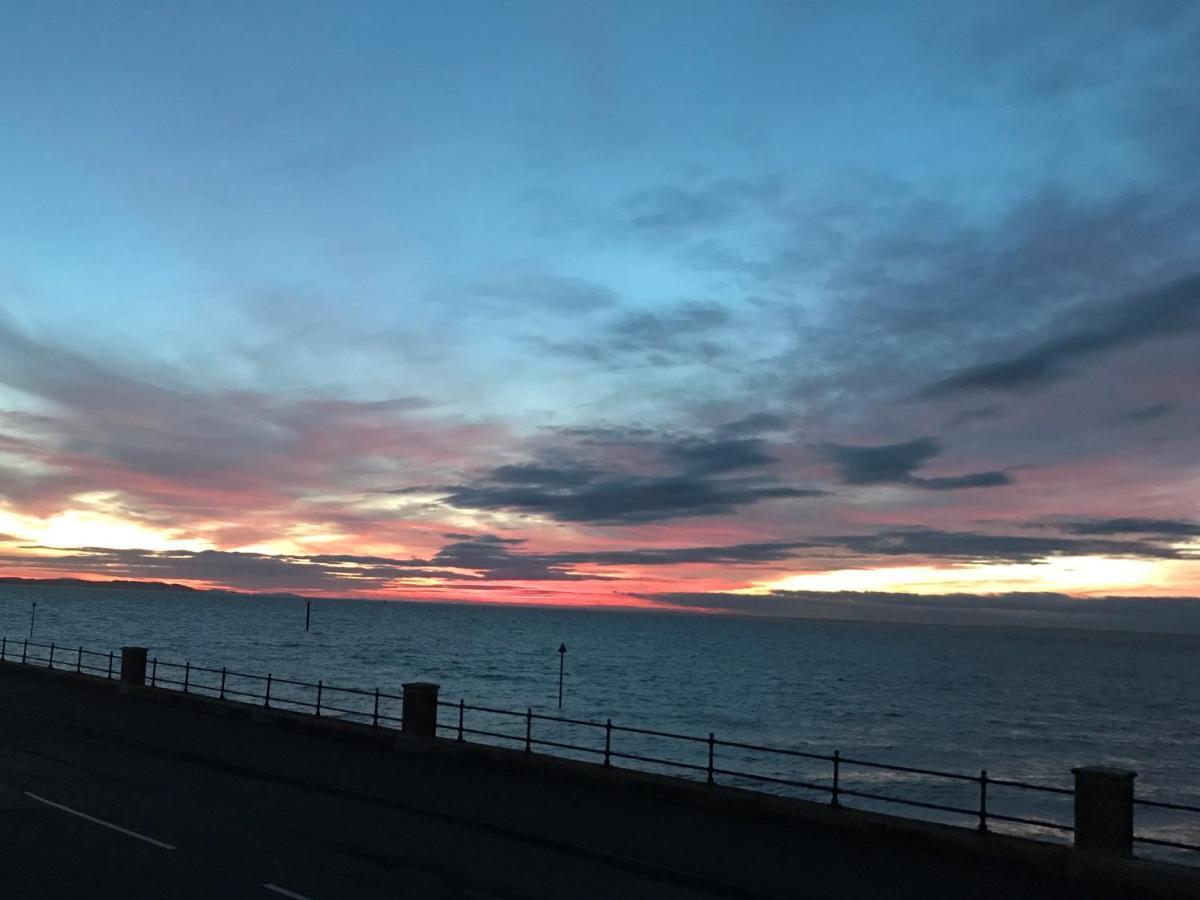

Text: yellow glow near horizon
xmin=234 ymin=524 xmax=351 ymax=556
xmin=0 ymin=503 xmax=208 ymax=553
xmin=752 ymin=555 xmax=1170 ymax=596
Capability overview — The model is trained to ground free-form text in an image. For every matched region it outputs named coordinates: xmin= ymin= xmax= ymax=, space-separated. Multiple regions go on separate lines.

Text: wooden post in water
xmin=29 ymin=601 xmax=36 ymax=639
xmin=558 ymin=643 xmax=566 ymax=708
xmin=305 ymin=600 xmax=311 ymax=632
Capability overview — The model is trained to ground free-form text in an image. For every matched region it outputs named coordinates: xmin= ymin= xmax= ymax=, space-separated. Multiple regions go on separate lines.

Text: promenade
xmin=1 ymin=660 xmax=1197 ymax=899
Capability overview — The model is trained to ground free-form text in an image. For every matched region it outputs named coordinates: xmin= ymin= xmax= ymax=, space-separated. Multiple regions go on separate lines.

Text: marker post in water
xmin=305 ymin=600 xmax=311 ymax=632
xmin=558 ymin=643 xmax=567 ymax=707
xmin=29 ymin=601 xmax=36 ymax=639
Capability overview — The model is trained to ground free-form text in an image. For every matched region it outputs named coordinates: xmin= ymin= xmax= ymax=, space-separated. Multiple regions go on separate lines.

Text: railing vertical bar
xmin=457 ymin=698 xmax=464 ymax=741
xmin=1 ymin=636 xmax=6 ymax=660
xmin=832 ymin=750 xmax=841 ymax=807
xmin=315 ymin=680 xmax=323 ymax=718
xmin=151 ymin=658 xmax=158 ymax=687
xmin=979 ymin=770 xmax=988 ymax=833
xmin=183 ymin=661 xmax=190 ymax=693
xmin=604 ymin=719 xmax=612 ymax=768
xmin=707 ymin=733 xmax=715 ymax=785
xmin=77 ymin=646 xmax=83 ymax=674
xmin=372 ymin=688 xmax=380 ymax=727
xmin=264 ymin=673 xmax=272 ymax=708
xmin=106 ymin=651 xmax=113 ymax=679
xmin=219 ymin=667 xmax=227 ymax=700
xmin=22 ymin=639 xmax=28 ymax=664
xmin=48 ymin=642 xmax=55 ymax=669
xmin=525 ymin=708 xmax=532 ymax=753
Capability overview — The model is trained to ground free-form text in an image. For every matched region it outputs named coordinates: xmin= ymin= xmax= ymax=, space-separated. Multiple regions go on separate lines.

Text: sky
xmin=1 ymin=1 xmax=1198 ymax=628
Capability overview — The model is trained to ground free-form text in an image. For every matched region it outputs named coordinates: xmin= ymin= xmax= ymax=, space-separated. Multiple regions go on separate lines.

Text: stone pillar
xmin=120 ymin=646 xmax=148 ymax=687
xmin=1073 ymin=766 xmax=1136 ymax=856
xmin=401 ymin=682 xmax=440 ymax=737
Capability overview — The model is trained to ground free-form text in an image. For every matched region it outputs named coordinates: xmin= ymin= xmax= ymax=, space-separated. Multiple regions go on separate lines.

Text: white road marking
xmin=263 ymin=885 xmax=315 ymax=900
xmin=23 ymin=791 xmax=176 ymax=850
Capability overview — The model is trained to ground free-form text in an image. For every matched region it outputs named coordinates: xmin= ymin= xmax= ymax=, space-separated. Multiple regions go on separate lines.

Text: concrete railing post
xmin=120 ymin=646 xmax=148 ymax=687
xmin=401 ymin=682 xmax=439 ymax=737
xmin=1073 ymin=766 xmax=1136 ymax=856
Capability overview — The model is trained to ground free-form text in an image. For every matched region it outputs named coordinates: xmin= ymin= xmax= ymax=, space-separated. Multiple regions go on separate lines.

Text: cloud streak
xmin=637 ymin=589 xmax=1200 ymax=633
xmin=822 ymin=438 xmax=1012 ymax=491
xmin=923 ymin=275 xmax=1200 ymax=396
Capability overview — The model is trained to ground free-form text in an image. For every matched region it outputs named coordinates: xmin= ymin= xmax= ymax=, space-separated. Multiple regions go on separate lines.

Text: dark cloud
xmin=715 ymin=413 xmax=789 ymax=436
xmin=1055 ymin=518 xmax=1200 ymax=538
xmin=635 ymin=589 xmax=1200 ymax=633
xmin=822 ymin=438 xmax=1012 ymax=491
xmin=533 ymin=300 xmax=732 ymax=368
xmin=488 ymin=463 xmax=598 ymax=488
xmin=547 ymin=539 xmax=813 ymax=567
xmin=923 ymin=275 xmax=1200 ymax=396
xmin=664 ymin=437 xmax=776 ymax=474
xmin=0 ymin=547 xmax=462 ymax=592
xmin=825 ymin=438 xmax=938 ymax=483
xmin=2 ymin=533 xmax=821 ymax=591
xmin=0 ymin=544 xmax=564 ymax=588
xmin=948 ymin=406 xmax=1003 ymax=426
xmin=1114 ymin=402 xmax=1178 ymax=424
xmin=440 ymin=532 xmax=522 ymax=544
xmin=424 ymin=468 xmax=821 ymax=525
xmin=404 ymin=423 xmax=821 ymax=524
xmin=429 ymin=537 xmax=597 ymax=581
xmin=916 ymin=472 xmax=1012 ymax=490
xmin=814 ymin=527 xmax=1187 ymax=562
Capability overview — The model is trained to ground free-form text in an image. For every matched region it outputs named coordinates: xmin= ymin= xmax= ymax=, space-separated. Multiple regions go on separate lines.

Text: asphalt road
xmin=0 ymin=704 xmax=719 ymax=900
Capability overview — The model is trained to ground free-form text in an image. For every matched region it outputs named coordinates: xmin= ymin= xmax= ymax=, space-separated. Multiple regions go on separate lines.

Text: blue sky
xmin=1 ymin=2 xmax=1198 ymax=625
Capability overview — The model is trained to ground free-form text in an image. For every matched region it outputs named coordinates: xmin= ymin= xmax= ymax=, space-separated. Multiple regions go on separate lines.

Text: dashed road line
xmin=23 ymin=791 xmax=176 ymax=850
xmin=263 ymin=884 xmax=315 ymax=899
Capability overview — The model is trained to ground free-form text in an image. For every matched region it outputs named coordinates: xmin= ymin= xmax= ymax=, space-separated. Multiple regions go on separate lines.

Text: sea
xmin=2 ymin=583 xmax=1197 ymax=862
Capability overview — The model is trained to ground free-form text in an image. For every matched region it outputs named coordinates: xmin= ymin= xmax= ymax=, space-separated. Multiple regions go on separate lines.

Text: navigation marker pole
xmin=305 ymin=600 xmax=311 ymax=632
xmin=29 ymin=601 xmax=36 ymax=639
xmin=558 ymin=643 xmax=566 ymax=708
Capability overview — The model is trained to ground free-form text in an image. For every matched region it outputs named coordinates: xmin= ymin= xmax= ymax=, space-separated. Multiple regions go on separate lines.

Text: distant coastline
xmin=0 ymin=576 xmax=301 ymax=601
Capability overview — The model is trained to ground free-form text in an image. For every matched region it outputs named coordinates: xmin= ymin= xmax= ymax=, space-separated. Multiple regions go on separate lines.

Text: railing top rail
xmin=714 ymin=736 xmax=833 ymax=763
xmin=837 ymin=755 xmax=980 ymax=783
xmin=528 ymin=710 xmax=606 ymax=729
xmin=985 ymin=775 xmax=1074 ymax=796
xmin=1134 ymin=835 xmax=1200 ymax=852
xmin=324 ymin=683 xmax=402 ymax=699
xmin=458 ymin=701 xmax=532 ymax=719
xmin=1134 ymin=797 xmax=1200 ymax=814
xmin=609 ymin=721 xmax=710 ymax=744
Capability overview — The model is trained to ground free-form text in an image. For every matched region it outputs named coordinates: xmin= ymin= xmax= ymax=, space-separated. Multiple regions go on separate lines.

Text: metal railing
xmin=435 ymin=698 xmax=1079 ymax=838
xmin=145 ymin=657 xmax=404 ymax=729
xmin=1134 ymin=796 xmax=1200 ymax=853
xmin=2 ymin=636 xmax=116 ymax=679
xmin=0 ymin=638 xmax=403 ymax=729
xmin=2 ymin=635 xmax=1198 ymax=856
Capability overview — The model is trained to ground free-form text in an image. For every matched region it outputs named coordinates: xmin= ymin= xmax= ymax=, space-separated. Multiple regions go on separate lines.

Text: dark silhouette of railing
xmin=436 ymin=698 xmax=1079 ymax=836
xmin=4 ymin=635 xmax=1199 ymax=857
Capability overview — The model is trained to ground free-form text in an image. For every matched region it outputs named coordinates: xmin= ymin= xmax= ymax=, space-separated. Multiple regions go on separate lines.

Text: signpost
xmin=558 ymin=643 xmax=566 ymax=707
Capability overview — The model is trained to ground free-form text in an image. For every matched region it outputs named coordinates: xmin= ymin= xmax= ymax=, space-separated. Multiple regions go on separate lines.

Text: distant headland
xmin=0 ymin=576 xmax=301 ymax=600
